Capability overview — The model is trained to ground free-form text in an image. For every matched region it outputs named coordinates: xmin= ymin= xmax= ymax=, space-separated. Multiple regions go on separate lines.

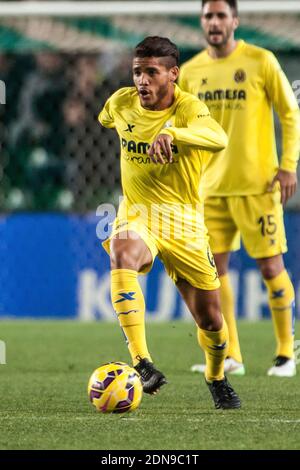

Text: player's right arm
xmin=99 ymin=88 xmax=132 ymax=129
xmin=98 ymin=94 xmax=116 ymax=129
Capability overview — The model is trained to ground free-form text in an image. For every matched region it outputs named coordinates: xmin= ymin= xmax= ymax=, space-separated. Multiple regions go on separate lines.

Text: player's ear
xmin=169 ymin=66 xmax=179 ymax=83
xmin=233 ymin=16 xmax=239 ymax=32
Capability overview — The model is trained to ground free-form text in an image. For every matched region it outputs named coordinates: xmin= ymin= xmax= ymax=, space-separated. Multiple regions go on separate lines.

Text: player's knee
xmin=110 ymin=249 xmax=139 ymax=271
xmin=199 ymin=317 xmax=222 ymax=331
xmin=259 ymin=263 xmax=283 ymax=280
xmin=257 ymin=255 xmax=284 ymax=280
xmin=196 ymin=304 xmax=223 ymax=331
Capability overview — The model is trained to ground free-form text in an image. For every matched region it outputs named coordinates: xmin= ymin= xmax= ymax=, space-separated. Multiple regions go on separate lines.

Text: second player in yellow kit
xmin=179 ymin=0 xmax=300 ymax=377
xmin=180 ymin=38 xmax=297 ymax=258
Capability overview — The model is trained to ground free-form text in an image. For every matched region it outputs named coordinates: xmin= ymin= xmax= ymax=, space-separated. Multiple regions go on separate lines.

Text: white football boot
xmin=267 ymin=356 xmax=296 ymax=377
xmin=191 ymin=357 xmax=245 ymax=376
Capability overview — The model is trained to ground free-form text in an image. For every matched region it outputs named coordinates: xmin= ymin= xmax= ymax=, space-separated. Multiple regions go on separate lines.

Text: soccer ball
xmin=88 ymin=362 xmax=143 ymax=413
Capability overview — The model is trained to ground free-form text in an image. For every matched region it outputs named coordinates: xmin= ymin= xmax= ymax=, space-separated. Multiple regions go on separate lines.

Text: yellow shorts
xmin=102 ymin=204 xmax=220 ymax=291
xmin=205 ymin=190 xmax=287 ymax=259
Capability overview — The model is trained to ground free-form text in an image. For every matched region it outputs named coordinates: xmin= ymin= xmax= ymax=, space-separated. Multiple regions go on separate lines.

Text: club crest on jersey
xmin=163 ymin=120 xmax=173 ymax=129
xmin=234 ymin=69 xmax=247 ymax=83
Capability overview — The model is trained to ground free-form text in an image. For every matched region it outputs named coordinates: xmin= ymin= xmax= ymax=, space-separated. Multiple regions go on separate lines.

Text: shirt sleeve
xmin=264 ymin=51 xmax=300 ymax=172
xmin=160 ymin=101 xmax=228 ymax=152
xmin=98 ymin=95 xmax=116 ymax=129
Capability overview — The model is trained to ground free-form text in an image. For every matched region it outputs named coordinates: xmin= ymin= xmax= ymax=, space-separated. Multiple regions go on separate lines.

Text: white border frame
xmin=0 ymin=1 xmax=299 ymax=17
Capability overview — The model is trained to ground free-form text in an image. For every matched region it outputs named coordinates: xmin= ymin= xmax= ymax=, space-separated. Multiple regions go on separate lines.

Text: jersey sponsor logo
xmin=234 ymin=69 xmax=247 ymax=83
xmin=122 ymin=138 xmax=150 ymax=154
xmin=121 ymin=138 xmax=179 ymax=160
xmin=125 ymin=155 xmax=152 ymax=164
xmin=125 ymin=154 xmax=179 ymax=165
xmin=198 ymin=89 xmax=247 ymax=101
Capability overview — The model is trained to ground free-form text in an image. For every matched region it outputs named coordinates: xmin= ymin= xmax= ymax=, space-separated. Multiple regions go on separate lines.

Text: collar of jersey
xmin=205 ymin=39 xmax=245 ymax=63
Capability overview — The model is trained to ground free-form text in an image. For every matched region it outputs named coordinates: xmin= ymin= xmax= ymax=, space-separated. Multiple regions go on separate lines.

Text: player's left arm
xmin=265 ymin=52 xmax=300 ymax=204
xmin=147 ymin=103 xmax=227 ymax=164
xmin=147 ymin=134 xmax=174 ymax=164
xmin=150 ymin=101 xmax=228 ymax=160
xmin=268 ymin=169 xmax=298 ymax=205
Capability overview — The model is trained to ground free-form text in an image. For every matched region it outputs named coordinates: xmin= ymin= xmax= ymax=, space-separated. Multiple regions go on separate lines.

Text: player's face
xmin=201 ymin=1 xmax=239 ymax=47
xmin=133 ymin=57 xmax=179 ymax=110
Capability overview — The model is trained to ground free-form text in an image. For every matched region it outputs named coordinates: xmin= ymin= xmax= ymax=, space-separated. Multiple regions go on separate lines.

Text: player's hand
xmin=268 ymin=169 xmax=298 ymax=205
xmin=147 ymin=134 xmax=173 ymax=164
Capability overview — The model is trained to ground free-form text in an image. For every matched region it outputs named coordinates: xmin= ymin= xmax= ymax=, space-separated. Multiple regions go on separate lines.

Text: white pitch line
xmin=185 ymin=418 xmax=300 ymax=424
xmin=245 ymin=418 xmax=300 ymax=424
xmin=1 ymin=416 xmax=300 ymax=424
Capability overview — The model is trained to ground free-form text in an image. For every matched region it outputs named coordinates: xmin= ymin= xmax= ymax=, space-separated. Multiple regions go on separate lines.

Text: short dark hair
xmin=202 ymin=0 xmax=238 ymax=16
xmin=134 ymin=36 xmax=179 ymax=68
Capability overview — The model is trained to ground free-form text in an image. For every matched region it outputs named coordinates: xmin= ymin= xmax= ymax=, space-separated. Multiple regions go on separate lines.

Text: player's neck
xmin=207 ymin=39 xmax=238 ymax=59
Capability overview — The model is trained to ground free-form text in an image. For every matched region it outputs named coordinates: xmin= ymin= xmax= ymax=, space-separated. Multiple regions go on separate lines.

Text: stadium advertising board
xmin=0 ymin=213 xmax=299 ymax=320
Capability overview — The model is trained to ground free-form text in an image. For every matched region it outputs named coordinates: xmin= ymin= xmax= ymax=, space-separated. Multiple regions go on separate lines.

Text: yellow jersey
xmin=99 ymin=84 xmax=227 ymax=233
xmin=179 ymin=40 xmax=300 ymax=196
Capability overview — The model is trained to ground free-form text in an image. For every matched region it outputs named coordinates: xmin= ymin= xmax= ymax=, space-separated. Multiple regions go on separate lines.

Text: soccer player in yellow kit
xmin=179 ymin=0 xmax=300 ymax=377
xmin=99 ymin=36 xmax=241 ymax=409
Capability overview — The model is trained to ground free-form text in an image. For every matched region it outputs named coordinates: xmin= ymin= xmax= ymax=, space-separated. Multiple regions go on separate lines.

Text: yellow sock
xmin=197 ymin=317 xmax=229 ymax=382
xmin=219 ymin=274 xmax=243 ymax=363
xmin=264 ymin=270 xmax=295 ymax=358
xmin=111 ymin=269 xmax=152 ymax=366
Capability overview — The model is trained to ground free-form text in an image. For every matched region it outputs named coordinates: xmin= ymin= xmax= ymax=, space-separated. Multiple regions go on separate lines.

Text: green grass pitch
xmin=0 ymin=320 xmax=299 ymax=450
